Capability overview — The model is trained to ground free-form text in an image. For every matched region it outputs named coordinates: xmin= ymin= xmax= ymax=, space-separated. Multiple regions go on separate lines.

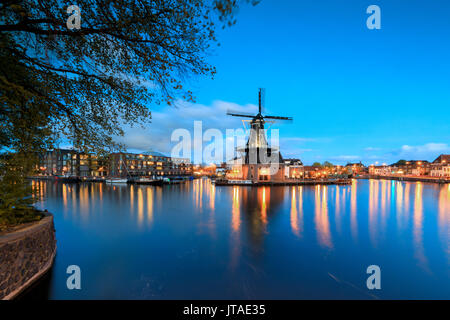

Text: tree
xmin=1 ymin=0 xmax=257 ymax=153
xmin=395 ymin=160 xmax=407 ymax=166
xmin=322 ymin=161 xmax=333 ymax=168
xmin=312 ymin=162 xmax=322 ymax=168
xmin=0 ymin=0 xmax=256 ymax=227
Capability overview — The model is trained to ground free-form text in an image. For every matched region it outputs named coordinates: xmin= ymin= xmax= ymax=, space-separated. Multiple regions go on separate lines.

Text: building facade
xmin=38 ymin=149 xmax=107 ymax=177
xmin=369 ymin=165 xmax=391 ymax=176
xmin=109 ymin=151 xmax=192 ymax=178
xmin=430 ymin=154 xmax=450 ymax=178
xmin=284 ymin=158 xmax=304 ymax=179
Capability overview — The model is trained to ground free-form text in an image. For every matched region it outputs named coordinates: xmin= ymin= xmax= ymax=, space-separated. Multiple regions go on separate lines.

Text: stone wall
xmin=0 ymin=214 xmax=56 ymax=300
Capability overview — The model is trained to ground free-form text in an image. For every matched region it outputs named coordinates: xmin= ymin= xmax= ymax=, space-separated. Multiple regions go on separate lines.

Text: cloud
xmin=365 ymin=147 xmax=381 ymax=151
xmin=116 ymin=99 xmax=326 ymax=163
xmin=329 ymin=155 xmax=361 ymax=163
xmin=115 ymin=99 xmax=259 ymax=159
xmin=390 ymin=143 xmax=450 ymax=160
xmin=281 ymin=137 xmax=317 ymax=143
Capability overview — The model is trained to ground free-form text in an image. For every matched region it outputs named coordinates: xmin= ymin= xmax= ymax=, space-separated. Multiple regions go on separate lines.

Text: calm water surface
xmin=27 ymin=179 xmax=449 ymax=299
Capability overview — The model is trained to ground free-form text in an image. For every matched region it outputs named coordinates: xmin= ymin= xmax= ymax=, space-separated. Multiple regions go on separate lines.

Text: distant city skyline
xmin=113 ymin=0 xmax=448 ymax=164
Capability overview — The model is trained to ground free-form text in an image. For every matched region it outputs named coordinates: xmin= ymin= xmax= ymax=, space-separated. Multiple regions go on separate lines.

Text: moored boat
xmin=105 ymin=178 xmax=128 ymax=184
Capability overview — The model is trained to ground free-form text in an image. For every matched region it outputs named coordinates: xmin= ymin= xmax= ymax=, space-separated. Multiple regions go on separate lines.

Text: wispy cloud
xmin=116 ymin=99 xmax=258 ymax=157
xmin=365 ymin=147 xmax=381 ymax=151
xmin=116 ymin=99 xmax=325 ymax=162
xmin=330 ymin=155 xmax=361 ymax=162
xmin=389 ymin=143 xmax=450 ymax=160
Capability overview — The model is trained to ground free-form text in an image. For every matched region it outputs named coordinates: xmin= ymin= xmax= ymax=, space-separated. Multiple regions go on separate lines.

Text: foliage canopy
xmin=0 ymin=0 xmax=255 ymax=227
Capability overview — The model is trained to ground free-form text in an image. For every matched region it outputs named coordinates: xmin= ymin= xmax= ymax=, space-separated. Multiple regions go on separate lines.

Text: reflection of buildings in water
xmin=368 ymin=179 xmax=380 ymax=247
xmin=229 ymin=186 xmax=241 ymax=270
xmin=404 ymin=183 xmax=411 ymax=217
xmin=314 ymin=185 xmax=333 ymax=249
xmin=192 ymin=178 xmax=204 ymax=210
xmin=396 ymin=182 xmax=413 ymax=234
xmin=137 ymin=187 xmax=144 ymax=225
xmin=147 ymin=187 xmax=153 ymax=226
xmin=237 ymin=186 xmax=286 ymax=253
xmin=191 ymin=178 xmax=217 ymax=236
xmin=350 ymin=179 xmax=358 ymax=241
xmin=396 ymin=181 xmax=404 ymax=230
xmin=79 ymin=184 xmax=90 ymax=221
xmin=260 ymin=187 xmax=268 ymax=226
xmin=209 ymin=182 xmax=215 ymax=210
xmin=381 ymin=180 xmax=387 ymax=233
xmin=62 ymin=183 xmax=68 ymax=210
xmin=290 ymin=186 xmax=303 ymax=238
xmin=130 ymin=184 xmax=134 ymax=212
xmin=439 ymin=185 xmax=450 ymax=264
xmin=334 ymin=186 xmax=341 ymax=234
xmin=413 ymin=183 xmax=429 ymax=271
xmin=232 ymin=186 xmax=240 ymax=232
xmin=135 ymin=186 xmax=155 ymax=228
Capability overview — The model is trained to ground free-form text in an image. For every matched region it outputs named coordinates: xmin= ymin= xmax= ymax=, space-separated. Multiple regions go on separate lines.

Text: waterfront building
xmin=391 ymin=160 xmax=430 ymax=176
xmin=284 ymin=158 xmax=304 ymax=179
xmin=38 ymin=149 xmax=108 ymax=177
xmin=345 ymin=162 xmax=365 ymax=175
xmin=430 ymin=154 xmax=450 ymax=177
xmin=302 ymin=166 xmax=321 ymax=179
xmin=109 ymin=151 xmax=192 ymax=178
xmin=369 ymin=164 xmax=391 ymax=176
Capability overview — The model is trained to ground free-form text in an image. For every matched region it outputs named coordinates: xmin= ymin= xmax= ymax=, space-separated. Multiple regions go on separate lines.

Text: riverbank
xmin=0 ymin=213 xmax=56 ymax=300
xmin=355 ymin=175 xmax=450 ymax=184
xmin=214 ymin=178 xmax=352 ymax=186
xmin=28 ymin=175 xmax=193 ymax=185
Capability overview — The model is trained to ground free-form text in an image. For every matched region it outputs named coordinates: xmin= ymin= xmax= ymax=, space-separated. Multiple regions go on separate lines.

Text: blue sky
xmin=122 ymin=0 xmax=450 ymax=165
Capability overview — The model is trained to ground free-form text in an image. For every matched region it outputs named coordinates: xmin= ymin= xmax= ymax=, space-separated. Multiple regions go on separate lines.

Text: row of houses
xmin=38 ymin=149 xmax=193 ymax=178
xmin=368 ymin=154 xmax=450 ymax=178
xmin=237 ymin=154 xmax=450 ymax=180
xmin=283 ymin=159 xmax=366 ymax=179
xmin=38 ymin=149 xmax=450 ymax=180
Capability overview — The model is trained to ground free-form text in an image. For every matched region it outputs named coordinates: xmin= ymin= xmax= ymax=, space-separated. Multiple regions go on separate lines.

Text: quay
xmin=28 ymin=175 xmax=194 ymax=185
xmin=28 ymin=176 xmax=105 ymax=183
xmin=355 ymin=175 xmax=450 ymax=184
xmin=213 ymin=178 xmax=352 ymax=186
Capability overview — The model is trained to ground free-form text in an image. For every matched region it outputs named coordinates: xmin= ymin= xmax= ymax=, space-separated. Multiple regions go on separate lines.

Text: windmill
xmin=227 ymin=88 xmax=293 ymax=166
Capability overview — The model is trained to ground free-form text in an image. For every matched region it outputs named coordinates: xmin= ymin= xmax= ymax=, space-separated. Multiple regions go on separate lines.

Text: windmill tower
xmin=227 ymin=89 xmax=293 ymax=183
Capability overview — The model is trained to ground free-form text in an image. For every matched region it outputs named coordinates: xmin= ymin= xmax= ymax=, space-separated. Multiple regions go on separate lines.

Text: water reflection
xmin=314 ymin=185 xmax=333 ymax=249
xmin=368 ymin=180 xmax=379 ymax=247
xmin=238 ymin=186 xmax=286 ymax=253
xmin=232 ymin=186 xmax=240 ymax=232
xmin=350 ymin=179 xmax=358 ymax=241
xmin=439 ymin=186 xmax=450 ymax=264
xmin=29 ymin=179 xmax=450 ymax=299
xmin=147 ymin=188 xmax=153 ymax=227
xmin=413 ymin=183 xmax=429 ymax=271
xmin=290 ymin=186 xmax=303 ymax=238
xmin=230 ymin=186 xmax=241 ymax=270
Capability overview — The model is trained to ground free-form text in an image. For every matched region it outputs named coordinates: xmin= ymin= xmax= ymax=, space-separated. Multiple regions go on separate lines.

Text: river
xmin=24 ymin=178 xmax=449 ymax=299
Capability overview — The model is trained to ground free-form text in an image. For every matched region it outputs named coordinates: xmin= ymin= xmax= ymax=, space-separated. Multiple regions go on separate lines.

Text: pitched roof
xmin=142 ymin=150 xmax=167 ymax=157
xmin=433 ymin=154 xmax=450 ymax=164
xmin=303 ymin=166 xmax=319 ymax=171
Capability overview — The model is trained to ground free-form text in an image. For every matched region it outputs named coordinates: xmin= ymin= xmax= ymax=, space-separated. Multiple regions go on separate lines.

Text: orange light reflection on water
xmin=314 ymin=185 xmax=332 ymax=249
